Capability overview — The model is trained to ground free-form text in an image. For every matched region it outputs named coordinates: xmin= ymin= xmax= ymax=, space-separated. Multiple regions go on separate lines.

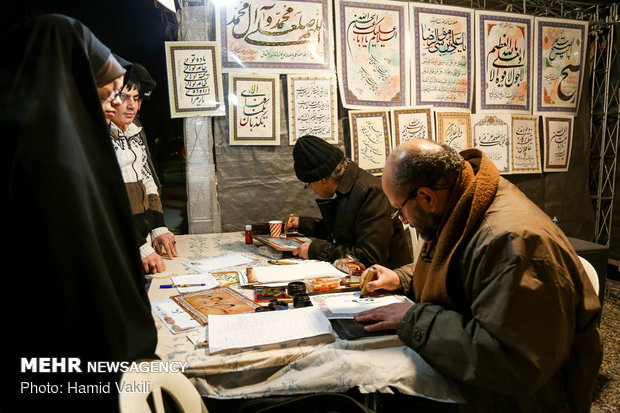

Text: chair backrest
xmin=578 ymin=256 xmax=599 ymax=295
xmin=118 ymin=361 xmax=207 ymax=413
xmin=406 ymin=224 xmax=424 ymax=263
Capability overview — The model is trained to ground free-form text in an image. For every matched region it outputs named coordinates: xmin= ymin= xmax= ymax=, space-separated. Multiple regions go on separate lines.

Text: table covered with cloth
xmin=148 ymin=232 xmax=464 ymax=403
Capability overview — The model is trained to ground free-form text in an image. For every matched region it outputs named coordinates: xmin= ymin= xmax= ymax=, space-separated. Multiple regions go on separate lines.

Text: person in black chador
xmin=1 ymin=14 xmax=158 ymax=412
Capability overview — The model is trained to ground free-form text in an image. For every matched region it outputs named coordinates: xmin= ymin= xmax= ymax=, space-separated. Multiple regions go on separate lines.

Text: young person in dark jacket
xmin=285 ymin=135 xmax=411 ymax=269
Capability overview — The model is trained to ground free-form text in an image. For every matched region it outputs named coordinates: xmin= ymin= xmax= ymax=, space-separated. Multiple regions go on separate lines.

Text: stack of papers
xmin=208 ymin=306 xmax=335 ymax=355
xmin=251 ymin=261 xmax=346 ymax=284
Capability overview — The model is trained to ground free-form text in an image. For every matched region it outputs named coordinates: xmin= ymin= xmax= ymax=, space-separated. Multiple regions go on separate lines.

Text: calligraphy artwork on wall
xmin=216 ymin=0 xmax=333 ymax=73
xmin=336 ymin=0 xmax=409 ymax=108
xmin=543 ymin=115 xmax=573 ymax=172
xmin=475 ymin=11 xmax=533 ymax=113
xmin=391 ymin=107 xmax=434 ymax=148
xmin=534 ymin=17 xmax=588 ymax=115
xmin=287 ymin=74 xmax=338 ymax=145
xmin=228 ymin=74 xmax=280 ymax=145
xmin=165 ymin=41 xmax=225 ymax=118
xmin=472 ymin=114 xmax=512 ymax=174
xmin=349 ymin=110 xmax=391 ymax=175
xmin=410 ymin=4 xmax=473 ymax=110
xmin=435 ymin=111 xmax=472 ymax=152
xmin=511 ymin=115 xmax=541 ymax=174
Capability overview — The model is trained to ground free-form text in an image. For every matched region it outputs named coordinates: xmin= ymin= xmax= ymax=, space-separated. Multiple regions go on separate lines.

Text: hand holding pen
xmin=359 ymin=265 xmax=402 ymax=296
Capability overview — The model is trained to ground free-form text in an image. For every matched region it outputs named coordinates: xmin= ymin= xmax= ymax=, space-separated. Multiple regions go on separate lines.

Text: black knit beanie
xmin=293 ymin=135 xmax=344 ymax=183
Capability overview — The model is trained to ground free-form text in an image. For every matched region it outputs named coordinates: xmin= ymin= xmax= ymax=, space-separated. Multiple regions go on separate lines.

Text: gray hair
xmin=389 ymin=144 xmax=464 ymax=191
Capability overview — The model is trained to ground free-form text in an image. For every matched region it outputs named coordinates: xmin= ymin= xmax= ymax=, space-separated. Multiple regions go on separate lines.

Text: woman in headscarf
xmin=1 ymin=14 xmax=158 ymax=412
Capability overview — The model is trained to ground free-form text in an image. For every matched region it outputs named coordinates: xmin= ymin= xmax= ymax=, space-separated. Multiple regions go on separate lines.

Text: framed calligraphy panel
xmin=435 ymin=111 xmax=472 ymax=152
xmin=391 ymin=107 xmax=434 ymax=148
xmin=336 ymin=0 xmax=410 ymax=108
xmin=228 ymin=74 xmax=280 ymax=145
xmin=511 ymin=115 xmax=541 ymax=174
xmin=216 ymin=0 xmax=334 ymax=73
xmin=287 ymin=74 xmax=338 ymax=145
xmin=472 ymin=114 xmax=512 ymax=174
xmin=349 ymin=110 xmax=391 ymax=175
xmin=410 ymin=3 xmax=473 ymax=110
xmin=165 ymin=41 xmax=225 ymax=118
xmin=534 ymin=17 xmax=588 ymax=115
xmin=543 ymin=115 xmax=573 ymax=172
xmin=475 ymin=11 xmax=533 ymax=114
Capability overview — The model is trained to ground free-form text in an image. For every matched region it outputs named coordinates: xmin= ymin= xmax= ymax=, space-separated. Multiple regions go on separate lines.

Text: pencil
xmin=360 ymin=267 xmax=377 ymax=297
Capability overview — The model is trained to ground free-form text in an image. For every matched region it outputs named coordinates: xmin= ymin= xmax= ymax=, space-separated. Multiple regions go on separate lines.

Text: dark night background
xmin=2 ymin=0 xmax=185 ymax=190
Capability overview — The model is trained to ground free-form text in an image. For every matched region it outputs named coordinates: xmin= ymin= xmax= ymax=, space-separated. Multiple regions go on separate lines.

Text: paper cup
xmin=269 ymin=220 xmax=282 ymax=238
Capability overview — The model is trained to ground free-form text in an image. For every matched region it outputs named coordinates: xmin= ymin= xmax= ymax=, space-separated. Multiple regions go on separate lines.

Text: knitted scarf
xmin=412 ymin=149 xmax=499 ymax=306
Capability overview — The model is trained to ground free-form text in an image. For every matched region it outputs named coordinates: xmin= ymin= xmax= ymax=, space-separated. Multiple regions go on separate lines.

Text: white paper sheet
xmin=183 ymin=253 xmax=258 ymax=273
xmin=310 ymin=292 xmax=412 ymax=318
xmin=252 ymin=261 xmax=346 ymax=284
xmin=171 ymin=273 xmax=219 ymax=293
xmin=151 ymin=299 xmax=202 ymax=334
xmin=208 ymin=306 xmax=334 ymax=354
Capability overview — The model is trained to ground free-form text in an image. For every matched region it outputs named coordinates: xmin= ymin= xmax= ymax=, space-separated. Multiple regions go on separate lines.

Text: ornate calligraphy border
xmin=435 ymin=111 xmax=472 ymax=151
xmin=349 ymin=110 xmax=391 ymax=175
xmin=217 ymin=0 xmax=333 ymax=73
xmin=472 ymin=114 xmax=512 ymax=174
xmin=475 ymin=11 xmax=533 ymax=113
xmin=411 ymin=5 xmax=473 ymax=109
xmin=165 ymin=42 xmax=225 ymax=118
xmin=533 ymin=18 xmax=588 ymax=115
xmin=391 ymin=107 xmax=434 ymax=147
xmin=336 ymin=0 xmax=409 ymax=108
xmin=228 ymin=74 xmax=281 ymax=146
xmin=543 ymin=115 xmax=573 ymax=172
xmin=287 ymin=74 xmax=338 ymax=145
xmin=511 ymin=115 xmax=541 ymax=174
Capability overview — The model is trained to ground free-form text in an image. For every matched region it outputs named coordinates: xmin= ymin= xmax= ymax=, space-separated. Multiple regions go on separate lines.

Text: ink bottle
xmin=245 ymin=225 xmax=253 ymax=244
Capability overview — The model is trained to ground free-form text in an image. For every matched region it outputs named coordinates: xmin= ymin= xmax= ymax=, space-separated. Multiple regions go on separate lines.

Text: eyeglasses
xmin=390 ymin=184 xmax=453 ymax=220
xmin=100 ymin=87 xmax=123 ymax=103
xmin=391 ymin=188 xmax=419 ymax=220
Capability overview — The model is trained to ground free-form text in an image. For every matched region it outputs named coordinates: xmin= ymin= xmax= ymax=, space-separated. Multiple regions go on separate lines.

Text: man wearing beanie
xmin=286 ymin=135 xmax=412 ymax=269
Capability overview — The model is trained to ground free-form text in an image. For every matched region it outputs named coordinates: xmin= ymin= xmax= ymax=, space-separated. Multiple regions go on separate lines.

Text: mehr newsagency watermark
xmin=19 ymin=357 xmax=188 ymax=395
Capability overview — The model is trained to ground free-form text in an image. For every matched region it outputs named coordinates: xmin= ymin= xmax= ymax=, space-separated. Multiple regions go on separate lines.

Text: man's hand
xmin=360 ymin=264 xmax=402 ymax=295
xmin=143 ymin=252 xmax=165 ymax=274
xmin=292 ymin=241 xmax=311 ymax=259
xmin=284 ymin=216 xmax=299 ymax=231
xmin=153 ymin=232 xmax=178 ymax=259
xmin=354 ymin=302 xmax=414 ymax=332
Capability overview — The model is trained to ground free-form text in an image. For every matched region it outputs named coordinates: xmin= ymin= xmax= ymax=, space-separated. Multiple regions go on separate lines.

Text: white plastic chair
xmin=118 ymin=361 xmax=208 ymax=413
xmin=405 ymin=224 xmax=424 ymax=263
xmin=578 ymin=256 xmax=599 ymax=296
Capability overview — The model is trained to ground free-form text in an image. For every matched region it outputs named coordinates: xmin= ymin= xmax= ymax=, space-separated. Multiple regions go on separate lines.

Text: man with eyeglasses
xmin=285 ymin=135 xmax=411 ymax=269
xmin=354 ymin=139 xmax=601 ymax=413
xmin=110 ymin=64 xmax=178 ymax=275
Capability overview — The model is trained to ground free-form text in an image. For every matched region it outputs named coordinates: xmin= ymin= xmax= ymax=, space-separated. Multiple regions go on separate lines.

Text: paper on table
xmin=310 ymin=292 xmax=412 ymax=319
xmin=171 ymin=273 xmax=219 ymax=293
xmin=183 ymin=253 xmax=259 ymax=274
xmin=252 ymin=261 xmax=346 ymax=284
xmin=208 ymin=306 xmax=335 ymax=355
xmin=151 ymin=299 xmax=202 ymax=334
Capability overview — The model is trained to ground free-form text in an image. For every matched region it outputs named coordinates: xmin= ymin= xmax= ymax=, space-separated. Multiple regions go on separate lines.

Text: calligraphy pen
xmin=360 ymin=267 xmax=377 ymax=297
xmin=268 ymin=260 xmax=298 ymax=265
xmin=160 ymin=283 xmax=207 ymax=289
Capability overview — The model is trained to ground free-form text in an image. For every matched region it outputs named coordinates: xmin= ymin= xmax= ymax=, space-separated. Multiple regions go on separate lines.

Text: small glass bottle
xmin=245 ymin=224 xmax=253 ymax=244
